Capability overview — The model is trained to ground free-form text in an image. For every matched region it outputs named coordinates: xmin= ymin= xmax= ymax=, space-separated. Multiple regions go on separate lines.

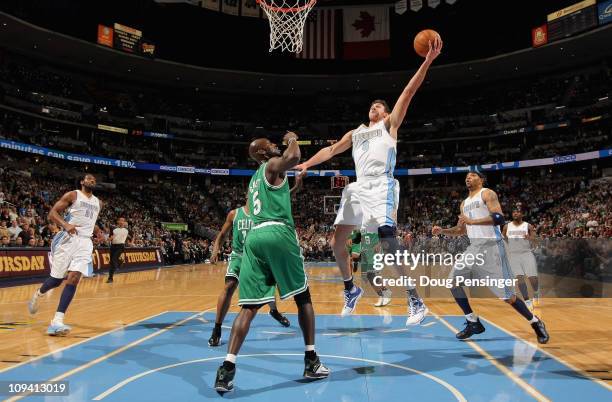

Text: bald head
xmin=249 ymin=138 xmax=281 ymax=163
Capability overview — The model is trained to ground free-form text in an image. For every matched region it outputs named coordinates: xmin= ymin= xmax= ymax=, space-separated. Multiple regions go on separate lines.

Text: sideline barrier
xmin=0 ymin=247 xmax=163 ymax=280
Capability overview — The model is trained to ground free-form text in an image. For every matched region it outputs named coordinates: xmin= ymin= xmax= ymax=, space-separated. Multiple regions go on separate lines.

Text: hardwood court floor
xmin=0 ymin=263 xmax=610 ymax=387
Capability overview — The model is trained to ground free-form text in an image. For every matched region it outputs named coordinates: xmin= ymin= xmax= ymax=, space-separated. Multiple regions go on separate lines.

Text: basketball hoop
xmin=257 ymin=0 xmax=317 ymax=53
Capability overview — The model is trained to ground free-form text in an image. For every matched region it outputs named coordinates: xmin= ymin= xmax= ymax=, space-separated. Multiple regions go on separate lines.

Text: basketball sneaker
xmin=47 ymin=322 xmax=72 ymax=336
xmin=341 ymin=286 xmax=363 ymax=317
xmin=405 ymin=297 xmax=429 ymax=325
xmin=530 ymin=316 xmax=549 ymax=344
xmin=208 ymin=327 xmax=221 ymax=347
xmin=456 ymin=318 xmax=485 ymax=340
xmin=214 ymin=365 xmax=235 ymax=392
xmin=269 ymin=309 xmax=290 ymax=327
xmin=28 ymin=290 xmax=42 ymax=315
xmin=374 ymin=289 xmax=392 ymax=307
xmin=303 ymin=355 xmax=330 ymax=379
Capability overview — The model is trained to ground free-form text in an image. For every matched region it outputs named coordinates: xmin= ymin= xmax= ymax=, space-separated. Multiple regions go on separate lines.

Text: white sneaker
xmin=406 ymin=298 xmax=429 ymax=326
xmin=28 ymin=290 xmax=41 ymax=315
xmin=47 ymin=322 xmax=71 ymax=336
xmin=525 ymin=299 xmax=534 ymax=312
xmin=374 ymin=289 xmax=392 ymax=307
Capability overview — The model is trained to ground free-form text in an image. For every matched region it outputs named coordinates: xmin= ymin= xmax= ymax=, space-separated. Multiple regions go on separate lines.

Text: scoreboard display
xmin=547 ymin=0 xmax=598 ymax=42
xmin=113 ymin=23 xmax=142 ymax=54
xmin=97 ymin=23 xmax=156 ymax=58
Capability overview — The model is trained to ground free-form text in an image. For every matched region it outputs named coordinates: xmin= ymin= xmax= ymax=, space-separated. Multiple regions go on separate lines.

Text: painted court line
xmin=5 ymin=310 xmax=205 ymax=402
xmin=0 ymin=311 xmax=170 ymax=375
xmin=479 ymin=315 xmax=612 ymax=392
xmin=382 ymin=328 xmax=410 ymax=333
xmin=432 ymin=312 xmax=551 ymax=402
xmin=92 ymin=353 xmax=467 ymax=401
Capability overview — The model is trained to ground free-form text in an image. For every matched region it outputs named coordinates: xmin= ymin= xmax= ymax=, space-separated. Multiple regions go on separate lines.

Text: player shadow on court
xmin=126 ymin=322 xmax=198 ymax=330
xmin=379 ymin=348 xmax=590 ymax=381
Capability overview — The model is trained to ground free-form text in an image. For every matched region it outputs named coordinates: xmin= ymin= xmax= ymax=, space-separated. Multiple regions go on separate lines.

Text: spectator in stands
xmin=1 ymin=235 xmax=9 ymax=247
xmin=8 ymin=220 xmax=21 ymax=240
xmin=0 ymin=220 xmax=8 ymax=239
xmin=18 ymin=224 xmax=32 ymax=245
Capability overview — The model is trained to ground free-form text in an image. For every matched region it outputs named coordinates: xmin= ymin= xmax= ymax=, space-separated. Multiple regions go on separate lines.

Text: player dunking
xmin=296 ymin=37 xmax=442 ymax=323
xmin=214 ymin=133 xmax=329 ymax=392
xmin=208 ymin=172 xmax=305 ymax=346
xmin=432 ymin=171 xmax=549 ymax=343
xmin=503 ymin=206 xmax=539 ymax=311
xmin=28 ymin=174 xmax=103 ymax=336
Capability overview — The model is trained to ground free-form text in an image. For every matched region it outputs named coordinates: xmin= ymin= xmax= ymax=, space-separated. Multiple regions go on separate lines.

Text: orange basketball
xmin=414 ymin=29 xmax=440 ymax=57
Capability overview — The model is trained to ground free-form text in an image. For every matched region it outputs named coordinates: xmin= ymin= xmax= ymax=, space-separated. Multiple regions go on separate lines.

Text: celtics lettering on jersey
xmin=231 ymin=207 xmax=252 ymax=255
xmin=247 ymin=162 xmax=294 ymax=227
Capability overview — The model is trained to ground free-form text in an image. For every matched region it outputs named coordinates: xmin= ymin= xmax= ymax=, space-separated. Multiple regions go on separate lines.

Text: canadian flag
xmin=343 ymin=7 xmax=391 ymax=60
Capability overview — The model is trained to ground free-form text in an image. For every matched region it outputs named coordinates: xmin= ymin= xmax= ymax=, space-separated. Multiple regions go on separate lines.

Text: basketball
xmin=414 ymin=29 xmax=440 ymax=57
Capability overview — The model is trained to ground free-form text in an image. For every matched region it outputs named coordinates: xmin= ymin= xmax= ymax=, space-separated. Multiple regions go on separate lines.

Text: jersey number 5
xmin=253 ymin=191 xmax=262 ymax=215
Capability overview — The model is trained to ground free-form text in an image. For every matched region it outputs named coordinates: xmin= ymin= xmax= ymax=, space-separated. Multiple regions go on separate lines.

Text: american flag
xmin=296 ymin=9 xmax=337 ymax=59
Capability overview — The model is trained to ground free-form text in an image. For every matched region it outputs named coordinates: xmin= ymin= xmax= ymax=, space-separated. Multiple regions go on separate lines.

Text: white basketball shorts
xmin=49 ymin=231 xmax=94 ymax=279
xmin=334 ymin=176 xmax=400 ymax=232
xmin=508 ymin=251 xmax=538 ymax=277
xmin=449 ymin=239 xmax=516 ymax=300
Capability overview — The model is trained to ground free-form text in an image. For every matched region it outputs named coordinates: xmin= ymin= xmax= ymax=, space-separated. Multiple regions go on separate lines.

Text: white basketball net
xmin=257 ymin=0 xmax=317 ymax=53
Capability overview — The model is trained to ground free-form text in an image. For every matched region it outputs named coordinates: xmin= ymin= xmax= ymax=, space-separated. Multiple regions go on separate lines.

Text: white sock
xmin=466 ymin=313 xmax=478 ymax=322
xmin=52 ymin=312 xmax=65 ymax=324
xmin=529 ymin=316 xmax=539 ymax=324
xmin=305 ymin=345 xmax=315 ymax=352
xmin=225 ymin=353 xmax=237 ymax=364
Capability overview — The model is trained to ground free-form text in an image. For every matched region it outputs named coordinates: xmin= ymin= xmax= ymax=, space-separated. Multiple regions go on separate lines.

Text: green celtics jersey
xmin=247 ymin=162 xmax=294 ymax=227
xmin=348 ymin=230 xmax=361 ymax=254
xmin=361 ymin=232 xmax=380 ymax=268
xmin=231 ymin=206 xmax=252 ymax=254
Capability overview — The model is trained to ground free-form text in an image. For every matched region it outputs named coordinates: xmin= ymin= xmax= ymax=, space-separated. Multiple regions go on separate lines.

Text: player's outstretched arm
xmin=294 ymin=130 xmax=353 ymax=172
xmin=433 ymin=221 xmax=467 ymax=237
xmin=48 ymin=191 xmax=78 ymax=235
xmin=290 ymin=169 xmax=307 ymax=195
xmin=388 ymin=36 xmax=442 ymax=132
xmin=211 ymin=209 xmax=236 ymax=264
xmin=432 ymin=201 xmax=467 ymax=237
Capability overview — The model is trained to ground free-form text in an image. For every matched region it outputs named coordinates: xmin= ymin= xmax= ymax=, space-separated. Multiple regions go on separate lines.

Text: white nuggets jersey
xmin=352 ymin=120 xmax=396 ymax=178
xmin=462 ymin=188 xmax=500 ymax=240
xmin=66 ymin=190 xmax=100 ymax=237
xmin=506 ymin=221 xmax=531 ymax=253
